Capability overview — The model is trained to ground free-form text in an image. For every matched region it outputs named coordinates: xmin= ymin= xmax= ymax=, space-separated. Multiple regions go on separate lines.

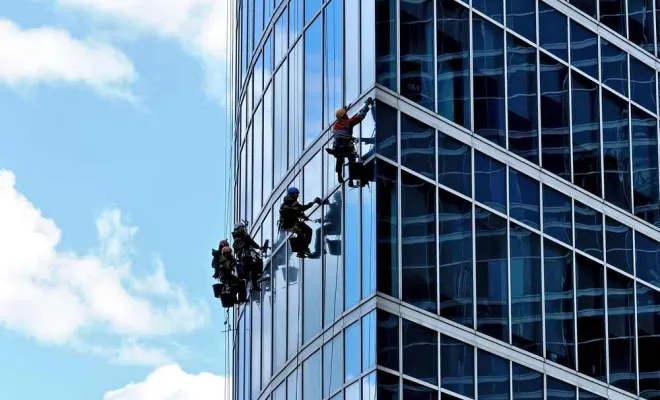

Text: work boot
xmin=325 ymin=148 xmax=336 ymax=155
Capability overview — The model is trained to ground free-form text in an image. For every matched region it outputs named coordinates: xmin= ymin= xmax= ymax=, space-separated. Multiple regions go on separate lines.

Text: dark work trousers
xmin=333 ymin=138 xmax=357 ymax=182
xmin=295 ymin=221 xmax=313 ymax=250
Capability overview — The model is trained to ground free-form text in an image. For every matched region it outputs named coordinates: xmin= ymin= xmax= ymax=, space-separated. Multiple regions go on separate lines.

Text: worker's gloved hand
xmin=313 ymin=197 xmax=322 ymax=204
xmin=365 ymin=97 xmax=374 ymax=105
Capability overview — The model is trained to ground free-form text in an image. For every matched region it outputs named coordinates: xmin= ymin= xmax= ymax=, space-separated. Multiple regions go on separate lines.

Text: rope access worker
xmin=326 ymin=97 xmax=375 ymax=187
xmin=211 ymin=239 xmax=230 ymax=279
xmin=278 ymin=187 xmax=322 ymax=258
xmin=232 ymin=222 xmax=263 ymax=291
xmin=211 ymin=244 xmax=247 ymax=305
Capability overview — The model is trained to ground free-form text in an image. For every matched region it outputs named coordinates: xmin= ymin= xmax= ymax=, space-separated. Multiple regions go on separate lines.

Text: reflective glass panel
xmin=512 ymin=363 xmax=543 ymax=400
xmin=600 ymin=0 xmax=626 ymax=36
xmin=289 ymin=41 xmax=303 ymax=167
xmin=478 ymin=350 xmax=510 ymax=400
xmin=273 ymin=247 xmax=288 ymax=373
xmin=255 ymin=52 xmax=264 ymax=101
xmin=540 ymin=54 xmax=571 ymax=181
xmin=473 ymin=16 xmax=506 ymax=147
xmin=475 ymin=207 xmax=509 ymax=343
xmin=473 ymin=0 xmax=503 ymax=23
xmin=401 ymin=113 xmax=435 ymax=179
xmin=400 ymin=0 xmax=435 ymax=111
xmin=345 ymin=185 xmax=360 ymax=311
xmin=376 ymin=161 xmax=398 ymax=297
xmin=246 ymin=129 xmax=253 ymax=223
xmin=287 ymin=369 xmax=302 ymax=400
xmin=403 ymin=319 xmax=438 ymax=385
xmin=507 ymin=0 xmax=535 ymax=42
xmin=324 ymin=0 xmax=342 ymax=127
xmin=441 ymin=335 xmax=475 ymax=398
xmin=601 ymin=39 xmax=628 ymax=96
xmin=252 ymin=296 xmax=262 ymax=395
xmin=378 ymin=371 xmax=400 ymax=400
xmin=439 ymin=188 xmax=473 ymax=328
xmin=262 ymin=264 xmax=273 ymax=387
xmin=539 ymin=1 xmax=568 ymax=61
xmin=305 ymin=0 xmax=321 ymax=24
xmin=253 ymin=106 xmax=264 ymax=215
xmin=324 ymin=190 xmax=343 ymax=325
xmin=304 ymin=17 xmax=323 ymax=147
xmin=571 ymin=73 xmax=601 ymax=197
xmin=544 ymin=239 xmax=575 ymax=369
xmin=264 ymin=34 xmax=273 ymax=82
xmin=401 ymin=172 xmax=437 ymax=313
xmin=345 ymin=322 xmax=360 ymax=382
xmin=287 ymin=248 xmax=301 ymax=358
xmin=303 ymin=207 xmax=323 ymax=343
xmin=570 ymin=0 xmax=597 ymax=18
xmin=631 ymin=106 xmax=660 ymax=226
xmin=570 ymin=21 xmax=598 ymax=79
xmin=578 ymin=390 xmax=605 ymax=400
xmin=345 ymin=0 xmax=359 ymax=102
xmin=630 ymin=58 xmax=657 ymax=113
xmin=290 ymin=0 xmax=303 ymax=45
xmin=362 ymin=182 xmax=376 ymax=298
xmin=510 ymin=223 xmax=543 ymax=356
xmin=403 ymin=379 xmax=439 ymax=400
xmin=264 ymin=84 xmax=274 ymax=197
xmin=509 ymin=169 xmax=540 ymax=229
xmin=543 ymin=186 xmax=572 ymax=245
xmin=245 ymin=304 xmax=252 ymax=399
xmin=605 ymin=217 xmax=633 ymax=273
xmin=636 ymin=232 xmax=660 ymax=288
xmin=346 ymin=381 xmax=360 ymax=399
xmin=475 ymin=151 xmax=506 ymax=214
xmin=547 ymin=377 xmax=576 ymax=400
xmin=576 ymin=254 xmax=606 ymax=382
xmin=255 ymin=0 xmax=264 ymax=41
xmin=375 ymin=102 xmax=398 ymax=162
xmin=637 ymin=283 xmax=660 ymax=399
xmin=437 ymin=0 xmax=471 ymax=129
xmin=274 ymin=62 xmax=288 ymax=186
xmin=361 ymin=0 xmax=376 ymax=91
xmin=323 ymin=335 xmax=342 ymax=397
xmin=275 ymin=10 xmax=288 ymax=65
xmin=574 ymin=201 xmax=603 ymax=260
xmin=303 ymin=351 xmax=321 ymax=399
xmin=273 ymin=382 xmax=285 ymax=400
xmin=362 ymin=310 xmax=377 ymax=372
xmin=377 ymin=310 xmax=399 ymax=371
xmin=602 ymin=90 xmax=631 ymax=210
xmin=376 ymin=0 xmax=397 ymax=91
xmin=325 ymin=139 xmax=340 ymax=195
xmin=607 ymin=270 xmax=636 ymax=394
xmin=438 ymin=131 xmax=471 ymax=196
xmin=507 ymin=35 xmax=538 ymax=164
xmin=628 ymin=0 xmax=656 ymax=54
xmin=363 ymin=371 xmax=377 ymax=400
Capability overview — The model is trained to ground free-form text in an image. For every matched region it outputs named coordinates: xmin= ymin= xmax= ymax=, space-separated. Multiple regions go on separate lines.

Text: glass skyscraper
xmin=231 ymin=0 xmax=660 ymax=399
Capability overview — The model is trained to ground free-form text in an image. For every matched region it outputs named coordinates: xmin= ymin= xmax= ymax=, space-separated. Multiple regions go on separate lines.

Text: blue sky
xmin=0 ymin=1 xmax=233 ymax=399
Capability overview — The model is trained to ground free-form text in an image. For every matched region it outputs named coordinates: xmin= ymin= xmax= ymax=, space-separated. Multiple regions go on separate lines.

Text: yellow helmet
xmin=335 ymin=108 xmax=347 ymax=119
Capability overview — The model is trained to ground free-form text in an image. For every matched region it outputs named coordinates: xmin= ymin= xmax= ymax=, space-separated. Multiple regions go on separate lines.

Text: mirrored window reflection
xmin=244 ymin=305 xmax=252 ymax=399
xmin=441 ymin=335 xmax=475 ymax=398
xmin=569 ymin=0 xmax=597 ymax=18
xmin=252 ymin=295 xmax=262 ymax=395
xmin=362 ymin=182 xmax=376 ymax=298
xmin=637 ymin=283 xmax=660 ymax=399
xmin=273 ymin=247 xmax=288 ymax=373
xmin=303 ymin=207 xmax=323 ymax=343
xmin=403 ymin=379 xmax=439 ymax=400
xmin=574 ymin=201 xmax=603 ymax=260
xmin=631 ymin=107 xmax=660 ymax=226
xmin=264 ymin=84 xmax=274 ymax=198
xmin=324 ymin=190 xmax=343 ymax=325
xmin=576 ymin=254 xmax=606 ymax=382
xmin=401 ymin=172 xmax=437 ymax=313
xmin=475 ymin=207 xmax=509 ymax=343
xmin=262 ymin=261 xmax=273 ymax=387
xmin=602 ymin=90 xmax=631 ymax=210
xmin=325 ymin=140 xmax=341 ymax=195
xmin=304 ymin=17 xmax=323 ymax=147
xmin=377 ymin=310 xmax=399 ymax=372
xmin=628 ymin=0 xmax=655 ymax=54
xmin=375 ymin=102 xmax=398 ymax=162
xmin=605 ymin=217 xmax=633 ymax=273
xmin=273 ymin=381 xmax=286 ymax=400
xmin=378 ymin=371 xmax=400 ymax=400
xmin=473 ymin=16 xmax=506 ymax=147
xmin=324 ymin=0 xmax=342 ymax=127
xmin=253 ymin=105 xmax=264 ymax=216
xmin=478 ymin=350 xmax=510 ymax=400
xmin=287 ymin=368 xmax=301 ymax=400
xmin=607 ymin=270 xmax=637 ymax=394
xmin=507 ymin=35 xmax=538 ymax=164
xmin=600 ymin=0 xmax=626 ymax=36
xmin=323 ymin=334 xmax=342 ymax=397
xmin=571 ymin=73 xmax=601 ymax=197
xmin=345 ymin=322 xmax=360 ymax=382
xmin=290 ymin=0 xmax=304 ymax=46
xmin=547 ymin=377 xmax=576 ymax=400
xmin=543 ymin=186 xmax=572 ymax=246
xmin=289 ymin=41 xmax=303 ymax=167
xmin=255 ymin=52 xmax=264 ymax=102
xmin=439 ymin=188 xmax=473 ymax=328
xmin=540 ymin=54 xmax=571 ymax=181
xmin=345 ymin=381 xmax=360 ymax=399
xmin=438 ymin=132 xmax=471 ymax=197
xmin=274 ymin=62 xmax=288 ymax=186
xmin=303 ymin=350 xmax=321 ymax=399
xmin=436 ymin=0 xmax=471 ymax=129
xmin=544 ymin=239 xmax=575 ymax=369
xmin=578 ymin=389 xmax=606 ymax=400
xmin=630 ymin=58 xmax=657 ymax=113
xmin=345 ymin=0 xmax=359 ymax=102
xmin=363 ymin=371 xmax=377 ymax=400
xmin=264 ymin=34 xmax=273 ymax=83
xmin=305 ymin=0 xmax=321 ymax=24
xmin=601 ymin=39 xmax=628 ymax=97
xmin=376 ymin=0 xmax=397 ymax=90
xmin=512 ymin=363 xmax=543 ymax=400
xmin=401 ymin=114 xmax=435 ymax=179
xmin=475 ymin=151 xmax=506 ymax=214
xmin=255 ymin=0 xmax=264 ymax=41
xmin=345 ymin=185 xmax=360 ymax=311
xmin=636 ymin=232 xmax=660 ymax=288
xmin=330 ymin=392 xmax=343 ymax=400
xmin=361 ymin=0 xmax=376 ymax=91
xmin=473 ymin=0 xmax=503 ymax=23
xmin=373 ymin=162 xmax=399 ymax=298
xmin=362 ymin=310 xmax=377 ymax=372
xmin=305 ymin=151 xmax=323 ymax=205
xmin=507 ymin=0 xmax=535 ymax=42
xmin=510 ymin=224 xmax=543 ymax=356
xmin=275 ymin=10 xmax=288 ymax=65
xmin=539 ymin=1 xmax=568 ymax=61
xmin=403 ymin=319 xmax=438 ymax=385
xmin=400 ymin=0 xmax=435 ymax=111
xmin=246 ymin=129 xmax=253 ymax=223
xmin=509 ymin=169 xmax=540 ymax=229
xmin=570 ymin=21 xmax=598 ymax=79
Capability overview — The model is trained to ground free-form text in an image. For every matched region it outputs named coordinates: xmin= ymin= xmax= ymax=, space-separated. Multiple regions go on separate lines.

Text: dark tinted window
xmin=630 ymin=58 xmax=657 ymax=113
xmin=509 ymin=169 xmax=540 ymax=229
xmin=507 ymin=0 xmax=535 ymax=42
xmin=438 ymin=132 xmax=471 ymax=196
xmin=512 ymin=363 xmax=543 ymax=400
xmin=403 ymin=319 xmax=438 ymax=385
xmin=478 ymin=350 xmax=510 ymax=400
xmin=376 ymin=0 xmax=397 ymax=90
xmin=637 ymin=283 xmax=660 ymax=399
xmin=401 ymin=114 xmax=435 ymax=179
xmin=570 ymin=21 xmax=598 ymax=79
xmin=600 ymin=39 xmax=628 ymax=96
xmin=543 ymin=186 xmax=572 ymax=246
xmin=345 ymin=184 xmax=360 ymax=310
xmin=578 ymin=389 xmax=606 ymax=400
xmin=631 ymin=107 xmax=660 ymax=226
xmin=547 ymin=377 xmax=576 ymax=400
xmin=605 ymin=217 xmax=633 ymax=274
xmin=376 ymin=161 xmax=398 ymax=297
xmin=570 ymin=0 xmax=597 ymax=18
xmin=574 ymin=201 xmax=603 ymax=260
xmin=363 ymin=311 xmax=376 ymax=372
xmin=628 ymin=0 xmax=655 ymax=54
xmin=475 ymin=151 xmax=506 ymax=213
xmin=377 ymin=310 xmax=399 ymax=371
xmin=441 ymin=335 xmax=475 ymax=398
xmin=473 ymin=0 xmax=503 ymax=23
xmin=607 ymin=270 xmax=637 ymax=394
xmin=475 ymin=207 xmax=509 ymax=343
xmin=600 ymin=0 xmax=626 ymax=36
xmin=400 ymin=0 xmax=435 ymax=110
xmin=540 ymin=53 xmax=571 ymax=181
xmin=507 ymin=35 xmax=538 ymax=164
xmin=571 ymin=74 xmax=601 ymax=197
xmin=576 ymin=255 xmax=606 ymax=382
xmin=539 ymin=1 xmax=568 ymax=61
xmin=636 ymin=232 xmax=660 ymax=288
xmin=602 ymin=90 xmax=631 ymax=210
xmin=375 ymin=102 xmax=398 ymax=162
xmin=378 ymin=371 xmax=400 ymax=400
xmin=403 ymin=379 xmax=439 ymax=400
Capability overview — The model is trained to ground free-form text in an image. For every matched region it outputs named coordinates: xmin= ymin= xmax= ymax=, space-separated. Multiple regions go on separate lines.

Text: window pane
xmin=607 ymin=270 xmax=637 ymax=394
xmin=570 ymin=0 xmax=597 ymax=17
xmin=570 ymin=21 xmax=598 ymax=79
xmin=362 ymin=310 xmax=377 ymax=372
xmin=578 ymin=390 xmax=606 ymax=400
xmin=245 ymin=304 xmax=252 ymax=399
xmin=509 ymin=169 xmax=540 ymax=229
xmin=376 ymin=0 xmax=397 ymax=91
xmin=324 ymin=0 xmax=342 ymax=127
xmin=507 ymin=35 xmax=538 ymax=164
xmin=507 ymin=0 xmax=535 ymax=42
xmin=403 ymin=379 xmax=439 ymax=400
xmin=262 ymin=268 xmax=273 ymax=386
xmin=547 ymin=377 xmax=576 ymax=400
xmin=324 ymin=190 xmax=343 ymax=324
xmin=628 ymin=0 xmax=655 ymax=54
xmin=475 ymin=207 xmax=509 ymax=343
xmin=305 ymin=0 xmax=321 ymax=23
xmin=600 ymin=0 xmax=626 ymax=35
xmin=637 ymin=283 xmax=660 ymax=399
xmin=602 ymin=90 xmax=631 ymax=210
xmin=543 ymin=186 xmax=572 ymax=246
xmin=273 ymin=382 xmax=286 ymax=400
xmin=544 ymin=239 xmax=575 ymax=369
xmin=345 ymin=0 xmax=359 ymax=102
xmin=437 ymin=0 xmax=471 ymax=128
xmin=303 ymin=208 xmax=323 ymax=343
xmin=403 ymin=319 xmax=438 ymax=385
xmin=576 ymin=254 xmax=606 ymax=382
xmin=274 ymin=63 xmax=288 ymax=186
xmin=376 ymin=161 xmax=398 ymax=297
xmin=345 ymin=322 xmax=360 ymax=382
xmin=246 ymin=129 xmax=253 ymax=223
xmin=478 ymin=350 xmax=510 ymax=400
xmin=439 ymin=188 xmax=473 ymax=328
xmin=304 ymin=17 xmax=323 ymax=147
xmin=287 ymin=369 xmax=302 ymax=400
xmin=473 ymin=0 xmax=503 ymax=23
xmin=574 ymin=201 xmax=603 ymax=260
xmin=265 ymin=34 xmax=273 ymax=82
xmin=401 ymin=172 xmax=437 ymax=313
xmin=362 ymin=178 xmax=376 ymax=299
xmin=401 ymin=114 xmax=435 ymax=179
xmin=631 ymin=58 xmax=657 ymax=113
xmin=287 ymin=251 xmax=300 ymax=360
xmin=377 ymin=310 xmax=399 ymax=371
xmin=438 ymin=132 xmax=471 ymax=196
xmin=601 ymin=39 xmax=628 ymax=96
xmin=510 ymin=224 xmax=543 ymax=356
xmin=264 ymin=85 xmax=274 ymax=198
xmin=252 ymin=296 xmax=262 ymax=395
xmin=539 ymin=1 xmax=568 ymax=61
xmin=400 ymin=0 xmax=435 ymax=111
xmin=375 ymin=102 xmax=398 ymax=162
xmin=636 ymin=232 xmax=660 ymax=288
xmin=253 ymin=106 xmax=264 ymax=215
xmin=378 ymin=371 xmax=400 ymax=400
xmin=323 ymin=335 xmax=342 ymax=396
xmin=273 ymin=247 xmax=287 ymax=373
xmin=275 ymin=10 xmax=288 ymax=65
xmin=289 ymin=41 xmax=303 ymax=167
xmin=346 ymin=381 xmax=360 ymax=399
xmin=540 ymin=54 xmax=571 ymax=181
xmin=303 ymin=351 xmax=321 ymax=399
xmin=345 ymin=185 xmax=360 ymax=311
xmin=605 ymin=217 xmax=633 ymax=273
xmin=473 ymin=16 xmax=506 ymax=147
xmin=441 ymin=335 xmax=475 ymax=398
xmin=512 ymin=363 xmax=543 ymax=400
xmin=571 ymin=73 xmax=601 ymax=197
xmin=363 ymin=371 xmax=377 ymax=400
xmin=631 ymin=106 xmax=660 ymax=226
xmin=361 ymin=0 xmax=376 ymax=91
xmin=325 ymin=139 xmax=340 ymax=195
xmin=475 ymin=151 xmax=506 ymax=214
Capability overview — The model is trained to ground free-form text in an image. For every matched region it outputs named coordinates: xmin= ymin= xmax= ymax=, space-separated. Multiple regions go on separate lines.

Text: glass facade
xmin=232 ymin=0 xmax=660 ymax=399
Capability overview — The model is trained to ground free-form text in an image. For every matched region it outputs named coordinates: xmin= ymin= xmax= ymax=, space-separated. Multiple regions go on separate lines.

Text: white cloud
xmin=103 ymin=364 xmax=229 ymax=400
xmin=0 ymin=19 xmax=137 ymax=101
xmin=0 ymin=170 xmax=207 ymax=361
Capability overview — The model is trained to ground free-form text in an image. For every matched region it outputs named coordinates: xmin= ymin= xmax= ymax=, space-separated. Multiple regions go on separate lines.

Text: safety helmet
xmin=218 ymin=239 xmax=229 ymax=248
xmin=234 ymin=222 xmax=245 ymax=230
xmin=335 ymin=108 xmax=347 ymax=119
xmin=287 ymin=187 xmax=300 ymax=196
xmin=222 ymin=247 xmax=232 ymax=255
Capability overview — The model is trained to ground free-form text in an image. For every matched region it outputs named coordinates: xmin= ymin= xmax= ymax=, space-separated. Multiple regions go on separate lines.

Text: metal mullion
xmin=434 ymin=0 xmax=438 ymax=116
xmin=436 ymin=128 xmax=441 ymax=317
xmin=439 ymin=388 xmax=474 ymax=400
xmin=399 ymin=314 xmax=404 ymax=400
xmin=503 ymin=2 xmax=510 ymax=153
xmin=540 ymin=160 xmax=547 ymax=361
xmin=396 ymin=0 xmax=401 ymax=95
xmin=604 ymin=264 xmax=610 ymax=384
xmin=598 ymin=40 xmax=606 ymax=201
xmin=628 ymin=53 xmax=635 ymax=216
xmin=536 ymin=0 xmax=543 ymax=170
xmin=472 ymin=147 xmax=478 ymax=331
xmin=567 ymin=24 xmax=574 ymax=183
xmin=571 ymin=198 xmax=579 ymax=373
xmin=398 ymin=110 xmax=403 ymax=301
xmin=470 ymin=5 xmax=475 ymax=132
xmin=632 ymin=228 xmax=641 ymax=396
xmin=506 ymin=164 xmax=512 ymax=346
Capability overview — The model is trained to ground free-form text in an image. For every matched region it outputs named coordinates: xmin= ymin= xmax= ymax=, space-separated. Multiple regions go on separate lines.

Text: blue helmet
xmin=287 ymin=187 xmax=300 ymax=196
